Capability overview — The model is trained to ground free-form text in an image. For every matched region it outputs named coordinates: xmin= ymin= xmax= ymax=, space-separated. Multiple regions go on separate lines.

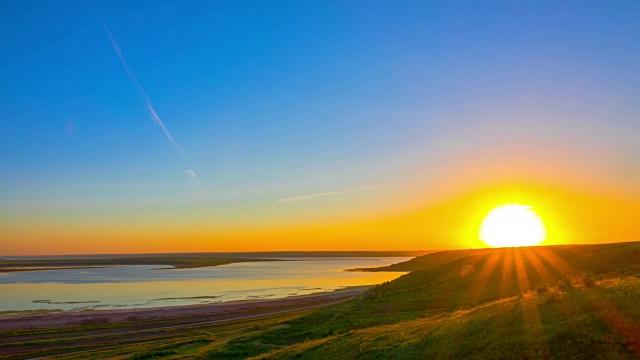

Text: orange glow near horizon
xmin=1 ymin=179 xmax=639 ymax=255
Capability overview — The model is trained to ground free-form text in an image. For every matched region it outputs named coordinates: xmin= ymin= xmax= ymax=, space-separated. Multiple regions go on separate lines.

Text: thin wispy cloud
xmin=185 ymin=169 xmax=203 ymax=184
xmin=95 ymin=13 xmax=204 ymax=191
xmin=98 ymin=17 xmax=187 ymax=159
xmin=277 ymin=185 xmax=381 ymax=203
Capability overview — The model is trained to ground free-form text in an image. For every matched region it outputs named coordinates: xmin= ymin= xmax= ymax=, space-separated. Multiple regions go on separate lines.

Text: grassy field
xmin=2 ymin=242 xmax=639 ymax=359
xmin=249 ymin=277 xmax=640 ymax=359
xmin=204 ymin=242 xmax=640 ymax=359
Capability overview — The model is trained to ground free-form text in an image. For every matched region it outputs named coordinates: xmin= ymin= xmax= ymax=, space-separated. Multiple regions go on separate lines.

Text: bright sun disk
xmin=479 ymin=204 xmax=547 ymax=248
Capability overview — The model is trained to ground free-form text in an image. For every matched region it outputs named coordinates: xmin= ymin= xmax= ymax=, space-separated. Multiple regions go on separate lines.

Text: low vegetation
xmin=249 ymin=276 xmax=640 ymax=359
xmin=2 ymin=242 xmax=639 ymax=359
xmin=204 ymin=242 xmax=640 ymax=359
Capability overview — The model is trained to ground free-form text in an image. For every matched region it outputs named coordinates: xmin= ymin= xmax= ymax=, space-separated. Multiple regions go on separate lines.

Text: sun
xmin=479 ymin=204 xmax=547 ymax=248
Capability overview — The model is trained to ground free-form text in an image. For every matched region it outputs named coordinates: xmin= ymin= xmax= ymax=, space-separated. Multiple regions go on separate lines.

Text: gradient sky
xmin=2 ymin=0 xmax=640 ymax=255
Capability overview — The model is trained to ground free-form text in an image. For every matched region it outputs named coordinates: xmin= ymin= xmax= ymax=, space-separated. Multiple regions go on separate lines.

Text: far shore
xmin=0 ymin=251 xmax=424 ymax=273
xmin=0 ymin=257 xmax=281 ymax=273
xmin=0 ymin=266 xmax=111 ymax=273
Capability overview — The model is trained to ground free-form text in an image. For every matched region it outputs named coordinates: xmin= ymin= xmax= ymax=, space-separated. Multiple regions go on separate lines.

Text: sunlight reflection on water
xmin=0 ymin=257 xmax=408 ymax=312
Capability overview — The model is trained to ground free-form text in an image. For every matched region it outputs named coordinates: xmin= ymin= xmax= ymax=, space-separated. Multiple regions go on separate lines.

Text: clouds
xmin=98 ymin=16 xmax=187 ymax=159
xmin=98 ymin=15 xmax=202 ymax=188
xmin=185 ymin=169 xmax=202 ymax=184
xmin=277 ymin=185 xmax=381 ymax=203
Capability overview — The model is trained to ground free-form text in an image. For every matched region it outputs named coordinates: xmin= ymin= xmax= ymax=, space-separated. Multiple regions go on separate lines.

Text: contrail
xmin=98 ymin=16 xmax=187 ymax=159
xmin=185 ymin=169 xmax=203 ymax=184
xmin=277 ymin=185 xmax=382 ymax=203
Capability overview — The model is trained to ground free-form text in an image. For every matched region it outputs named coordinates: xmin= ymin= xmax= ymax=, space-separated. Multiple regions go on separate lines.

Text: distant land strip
xmin=1 ymin=250 xmax=432 ymax=260
xmin=0 ymin=251 xmax=430 ymax=273
xmin=0 ymin=266 xmax=110 ymax=273
xmin=0 ymin=257 xmax=280 ymax=273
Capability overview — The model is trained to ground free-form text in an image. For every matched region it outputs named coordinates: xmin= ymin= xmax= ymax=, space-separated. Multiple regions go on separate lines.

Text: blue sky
xmin=1 ymin=1 xmax=640 ymax=253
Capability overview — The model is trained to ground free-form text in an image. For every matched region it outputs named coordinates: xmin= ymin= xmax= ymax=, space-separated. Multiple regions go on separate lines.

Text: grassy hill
xmin=203 ymin=242 xmax=640 ymax=359
xmin=346 ymin=248 xmax=495 ymax=272
xmin=252 ymin=276 xmax=640 ymax=359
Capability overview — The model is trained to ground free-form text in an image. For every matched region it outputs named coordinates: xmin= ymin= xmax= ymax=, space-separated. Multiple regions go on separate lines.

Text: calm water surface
xmin=0 ymin=257 xmax=408 ymax=312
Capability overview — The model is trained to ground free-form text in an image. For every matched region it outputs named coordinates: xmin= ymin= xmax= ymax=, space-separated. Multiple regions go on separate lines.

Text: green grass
xmin=201 ymin=241 xmax=640 ymax=359
xmin=248 ymin=277 xmax=640 ymax=359
xmin=126 ymin=340 xmax=210 ymax=359
xmin=3 ymin=242 xmax=639 ymax=359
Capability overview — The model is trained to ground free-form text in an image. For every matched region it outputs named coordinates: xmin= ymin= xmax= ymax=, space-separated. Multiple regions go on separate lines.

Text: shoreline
xmin=0 ymin=286 xmax=368 ymax=332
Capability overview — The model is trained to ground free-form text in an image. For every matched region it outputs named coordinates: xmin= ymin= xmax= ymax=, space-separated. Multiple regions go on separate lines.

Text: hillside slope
xmin=254 ymin=277 xmax=640 ymax=359
xmin=346 ymin=248 xmax=495 ymax=272
xmin=203 ymin=242 xmax=640 ymax=359
xmin=349 ymin=241 xmax=640 ymax=273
